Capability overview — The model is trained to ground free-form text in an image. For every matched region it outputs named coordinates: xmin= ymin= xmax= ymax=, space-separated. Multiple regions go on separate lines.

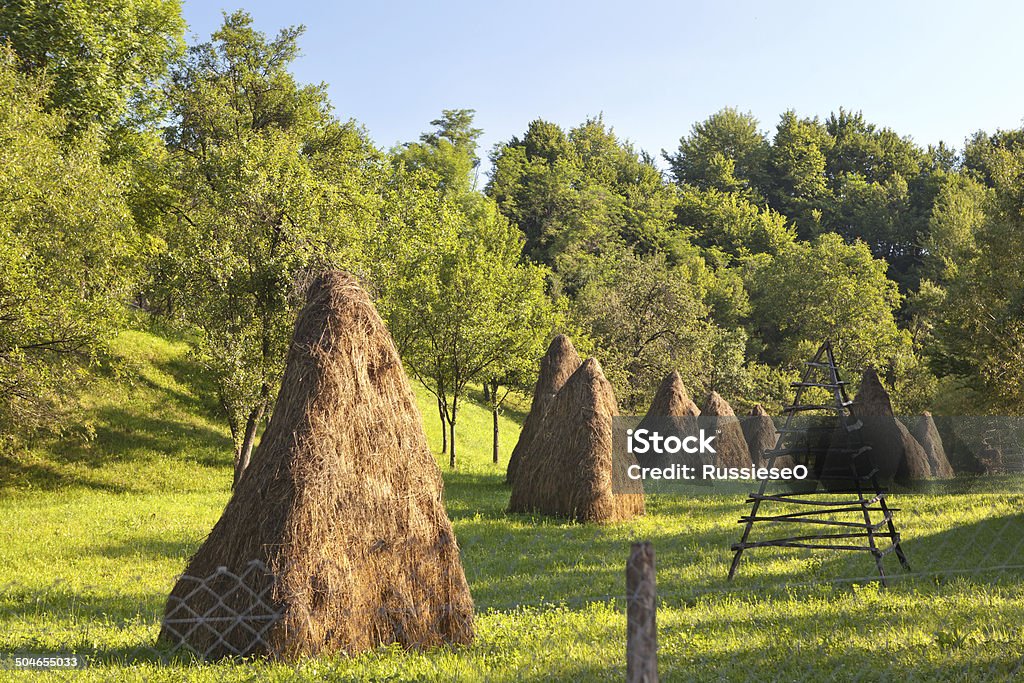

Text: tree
xmin=763 ymin=111 xmax=833 ymax=236
xmin=0 ymin=0 xmax=185 ymax=135
xmin=572 ymin=249 xmax=717 ymax=410
xmin=398 ymin=108 xmax=483 ymax=195
xmin=0 ymin=48 xmax=139 ymax=443
xmin=674 ymin=186 xmax=795 ymax=262
xmin=748 ymin=233 xmax=907 ymax=372
xmin=161 ymin=12 xmax=380 ymax=484
xmin=488 ymin=117 xmax=677 ymax=279
xmin=376 ymin=173 xmax=557 ymax=468
xmin=930 ymin=139 xmax=1024 ymax=413
xmin=665 ymin=108 xmax=769 ymax=197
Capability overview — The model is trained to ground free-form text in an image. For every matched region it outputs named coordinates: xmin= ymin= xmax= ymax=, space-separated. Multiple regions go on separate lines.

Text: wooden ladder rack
xmin=727 ymin=340 xmax=910 ymax=585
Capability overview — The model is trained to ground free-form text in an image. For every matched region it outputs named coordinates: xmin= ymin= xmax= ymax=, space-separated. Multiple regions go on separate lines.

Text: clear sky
xmin=180 ymin=0 xmax=1024 ymax=173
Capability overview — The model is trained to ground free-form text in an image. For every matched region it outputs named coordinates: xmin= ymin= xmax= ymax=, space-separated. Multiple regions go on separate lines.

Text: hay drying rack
xmin=728 ymin=340 xmax=910 ymax=585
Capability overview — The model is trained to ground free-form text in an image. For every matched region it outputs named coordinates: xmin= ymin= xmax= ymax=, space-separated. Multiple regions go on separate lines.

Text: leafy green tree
xmin=488 ymin=117 xmax=676 ymax=279
xmin=0 ymin=49 xmax=139 ymax=443
xmin=921 ymin=174 xmax=989 ymax=285
xmin=0 ymin=0 xmax=185 ymax=135
xmin=572 ymin=250 xmax=716 ymax=409
xmin=382 ymin=112 xmax=559 ymax=467
xmin=674 ymin=186 xmax=795 ymax=262
xmin=161 ymin=12 xmax=380 ymax=484
xmin=748 ymin=233 xmax=907 ymax=372
xmin=763 ymin=111 xmax=833 ymax=236
xmin=376 ymin=169 xmax=556 ymax=468
xmin=665 ymin=107 xmax=769 ymax=197
xmin=930 ymin=143 xmax=1024 ymax=413
xmin=398 ymin=109 xmax=483 ymax=196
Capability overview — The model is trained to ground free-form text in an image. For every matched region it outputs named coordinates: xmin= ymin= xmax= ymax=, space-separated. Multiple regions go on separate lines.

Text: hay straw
xmin=701 ymin=391 xmax=753 ymax=469
xmin=505 ymin=334 xmax=581 ymax=485
xmin=508 ymin=357 xmax=644 ymax=523
xmin=160 ymin=271 xmax=474 ymax=658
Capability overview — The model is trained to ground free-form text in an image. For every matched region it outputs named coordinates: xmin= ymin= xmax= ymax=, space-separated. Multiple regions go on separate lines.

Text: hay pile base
xmin=913 ymin=411 xmax=955 ymax=478
xmin=852 ymin=368 xmax=931 ymax=481
xmin=508 ymin=358 xmax=644 ymax=523
xmin=702 ymin=391 xmax=753 ymax=469
xmin=160 ymin=271 xmax=473 ymax=659
xmin=506 ymin=334 xmax=582 ymax=485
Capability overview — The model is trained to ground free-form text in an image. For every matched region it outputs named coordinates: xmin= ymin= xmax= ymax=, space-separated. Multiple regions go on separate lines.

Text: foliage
xmin=0 ymin=0 xmax=185 ymax=135
xmin=665 ymin=107 xmax=769 ymax=198
xmin=748 ymin=233 xmax=907 ymax=372
xmin=488 ymin=116 xmax=677 ymax=279
xmin=932 ymin=147 xmax=1024 ymax=413
xmin=376 ymin=155 xmax=558 ymax=467
xmin=159 ymin=12 xmax=381 ymax=480
xmin=0 ymin=49 xmax=139 ymax=445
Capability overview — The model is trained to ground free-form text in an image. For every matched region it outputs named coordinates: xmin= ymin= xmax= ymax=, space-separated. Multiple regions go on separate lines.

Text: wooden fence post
xmin=626 ymin=541 xmax=657 ymax=682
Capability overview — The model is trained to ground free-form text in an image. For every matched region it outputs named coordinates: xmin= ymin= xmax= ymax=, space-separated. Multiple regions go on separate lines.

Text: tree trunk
xmin=449 ymin=416 xmax=457 ymax=469
xmin=438 ymin=397 xmax=447 ymax=454
xmin=482 ymin=381 xmax=491 ymax=402
xmin=233 ymin=401 xmax=265 ymax=487
xmin=492 ymin=402 xmax=499 ymax=465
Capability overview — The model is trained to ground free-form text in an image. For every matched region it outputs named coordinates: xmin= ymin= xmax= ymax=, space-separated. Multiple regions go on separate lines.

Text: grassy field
xmin=1 ymin=324 xmax=1023 ymax=681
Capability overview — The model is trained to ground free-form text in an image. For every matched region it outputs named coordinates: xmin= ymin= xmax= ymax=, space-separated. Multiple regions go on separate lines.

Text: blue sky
xmin=180 ymin=1 xmax=1024 ymax=173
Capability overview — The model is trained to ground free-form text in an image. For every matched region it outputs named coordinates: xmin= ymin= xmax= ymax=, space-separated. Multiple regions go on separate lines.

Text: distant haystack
xmin=508 ymin=358 xmax=644 ymax=523
xmin=160 ymin=272 xmax=474 ymax=659
xmin=913 ymin=411 xmax=955 ymax=478
xmin=636 ymin=372 xmax=701 ymax=470
xmin=743 ymin=404 xmax=784 ymax=467
xmin=506 ymin=334 xmax=582 ymax=485
xmin=642 ymin=371 xmax=700 ymax=419
xmin=702 ymin=391 xmax=753 ymax=469
xmin=852 ymin=368 xmax=931 ymax=481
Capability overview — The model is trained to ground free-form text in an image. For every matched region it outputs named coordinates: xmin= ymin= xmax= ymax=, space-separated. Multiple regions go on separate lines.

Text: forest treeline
xmin=3 ymin=3 xmax=1023 ymax=474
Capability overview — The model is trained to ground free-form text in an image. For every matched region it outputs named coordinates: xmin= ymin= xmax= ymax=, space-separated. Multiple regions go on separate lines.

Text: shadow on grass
xmin=52 ymin=406 xmax=232 ymax=468
xmin=0 ymin=454 xmax=130 ymax=494
xmin=444 ymin=473 xmax=1024 ymax=612
xmin=91 ymin=536 xmax=201 ymax=563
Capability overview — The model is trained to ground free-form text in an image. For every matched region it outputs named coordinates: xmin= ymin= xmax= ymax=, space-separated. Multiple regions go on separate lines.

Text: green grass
xmin=1 ymin=324 xmax=1023 ymax=680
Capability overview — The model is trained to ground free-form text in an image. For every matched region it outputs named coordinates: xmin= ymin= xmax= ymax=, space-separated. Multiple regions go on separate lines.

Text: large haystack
xmin=508 ymin=358 xmax=644 ymax=523
xmin=701 ymin=391 xmax=753 ymax=469
xmin=743 ymin=404 xmax=784 ymax=467
xmin=505 ymin=334 xmax=582 ymax=485
xmin=913 ymin=411 xmax=955 ymax=478
xmin=160 ymin=272 xmax=473 ymax=659
xmin=851 ymin=368 xmax=931 ymax=481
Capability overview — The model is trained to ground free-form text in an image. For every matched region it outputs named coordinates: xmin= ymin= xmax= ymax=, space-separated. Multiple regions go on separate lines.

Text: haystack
xmin=851 ymin=368 xmax=931 ymax=481
xmin=743 ymin=404 xmax=785 ymax=467
xmin=642 ymin=371 xmax=700 ymax=419
xmin=635 ymin=371 xmax=701 ymax=470
xmin=505 ymin=334 xmax=581 ymax=485
xmin=160 ymin=272 xmax=473 ymax=658
xmin=508 ymin=357 xmax=644 ymax=523
xmin=912 ymin=411 xmax=955 ymax=478
xmin=701 ymin=391 xmax=753 ymax=468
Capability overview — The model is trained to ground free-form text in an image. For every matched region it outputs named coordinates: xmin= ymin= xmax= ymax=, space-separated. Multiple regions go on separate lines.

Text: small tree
xmin=572 ymin=249 xmax=718 ymax=410
xmin=376 ymin=179 xmax=555 ymax=468
xmin=748 ymin=233 xmax=907 ymax=371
